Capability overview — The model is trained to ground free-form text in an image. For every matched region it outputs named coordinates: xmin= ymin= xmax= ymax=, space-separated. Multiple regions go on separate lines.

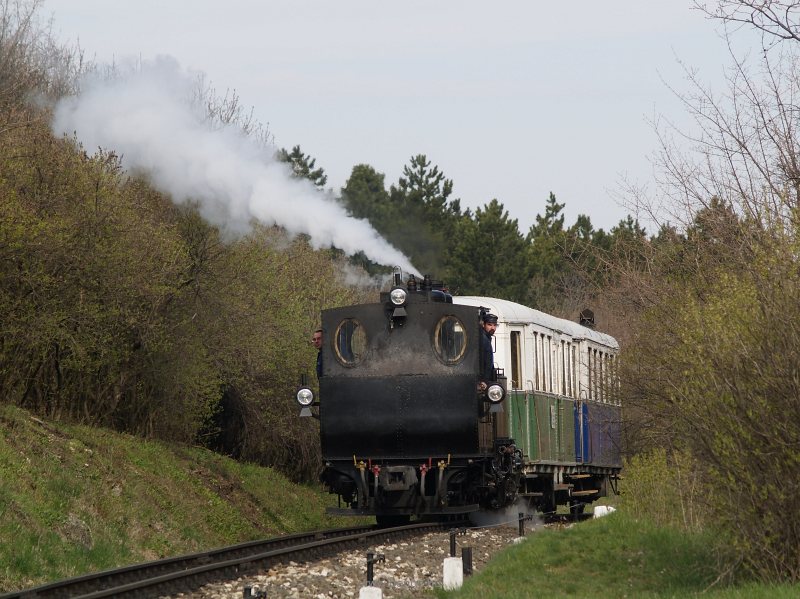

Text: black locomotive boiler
xmin=296 ymin=274 xmax=621 ymax=524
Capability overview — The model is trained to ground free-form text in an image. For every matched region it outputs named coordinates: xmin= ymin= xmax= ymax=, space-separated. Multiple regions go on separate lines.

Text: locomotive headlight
xmin=296 ymin=387 xmax=314 ymax=406
xmin=486 ymin=384 xmax=505 ymax=403
xmin=390 ymin=287 xmax=407 ymax=306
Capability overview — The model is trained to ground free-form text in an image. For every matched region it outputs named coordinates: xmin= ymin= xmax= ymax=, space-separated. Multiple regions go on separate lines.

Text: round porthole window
xmin=334 ymin=319 xmax=366 ymax=366
xmin=434 ymin=315 xmax=467 ymax=365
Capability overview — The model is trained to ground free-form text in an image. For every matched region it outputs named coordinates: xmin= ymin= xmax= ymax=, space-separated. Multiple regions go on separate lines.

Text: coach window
xmin=434 ymin=316 xmax=467 ymax=365
xmin=510 ymin=331 xmax=521 ymax=389
xmin=598 ymin=350 xmax=603 ymax=401
xmin=610 ymin=354 xmax=620 ymax=405
xmin=334 ymin=319 xmax=366 ymax=366
xmin=599 ymin=351 xmax=606 ymax=402
xmin=596 ymin=350 xmax=602 ymax=401
xmin=571 ymin=344 xmax=577 ymax=398
xmin=540 ymin=334 xmax=547 ymax=391
xmin=537 ymin=333 xmax=545 ymax=392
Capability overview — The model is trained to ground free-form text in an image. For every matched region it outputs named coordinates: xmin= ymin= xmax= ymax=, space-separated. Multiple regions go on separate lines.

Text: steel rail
xmin=2 ymin=522 xmax=456 ymax=599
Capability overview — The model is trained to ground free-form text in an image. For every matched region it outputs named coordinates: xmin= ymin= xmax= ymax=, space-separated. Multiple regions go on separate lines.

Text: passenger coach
xmin=454 ymin=296 xmax=621 ymax=514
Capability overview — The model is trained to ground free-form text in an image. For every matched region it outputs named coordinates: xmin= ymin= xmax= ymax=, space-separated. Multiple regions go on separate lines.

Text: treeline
xmin=337 ymin=154 xmax=645 ymax=319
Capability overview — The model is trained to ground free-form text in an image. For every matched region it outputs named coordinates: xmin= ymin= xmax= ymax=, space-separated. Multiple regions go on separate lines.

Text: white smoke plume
xmin=51 ymin=56 xmax=418 ymax=276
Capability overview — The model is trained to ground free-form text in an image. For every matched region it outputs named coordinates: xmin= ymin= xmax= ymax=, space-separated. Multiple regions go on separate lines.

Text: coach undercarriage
xmin=322 ymin=455 xmax=618 ymax=520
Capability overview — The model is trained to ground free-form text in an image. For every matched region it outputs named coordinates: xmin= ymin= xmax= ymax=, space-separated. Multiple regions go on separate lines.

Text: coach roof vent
xmin=579 ymin=308 xmax=595 ymax=329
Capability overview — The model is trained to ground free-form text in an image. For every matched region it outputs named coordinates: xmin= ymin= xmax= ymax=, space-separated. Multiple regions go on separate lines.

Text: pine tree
xmin=275 ymin=145 xmax=328 ymax=189
xmin=448 ymin=199 xmax=529 ymax=301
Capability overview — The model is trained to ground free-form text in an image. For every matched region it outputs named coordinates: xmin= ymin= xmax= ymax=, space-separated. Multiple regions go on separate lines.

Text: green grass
xmin=4 ymin=405 xmax=798 ymax=598
xmin=433 ymin=512 xmax=800 ymax=598
xmin=0 ymin=404 xmax=360 ymax=592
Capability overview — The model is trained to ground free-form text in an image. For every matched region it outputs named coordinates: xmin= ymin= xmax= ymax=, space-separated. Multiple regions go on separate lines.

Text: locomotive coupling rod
xmin=366 ymin=552 xmax=386 ymax=586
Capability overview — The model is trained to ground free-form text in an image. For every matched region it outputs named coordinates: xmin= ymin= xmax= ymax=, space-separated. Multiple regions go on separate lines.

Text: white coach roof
xmin=454 ymin=296 xmax=619 ymax=350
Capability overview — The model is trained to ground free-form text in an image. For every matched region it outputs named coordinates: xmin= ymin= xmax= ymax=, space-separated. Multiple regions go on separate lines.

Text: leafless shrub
xmin=191 ymin=74 xmax=275 ymax=149
xmin=0 ymin=0 xmax=89 ymax=126
xmin=607 ymin=4 xmax=800 ymax=580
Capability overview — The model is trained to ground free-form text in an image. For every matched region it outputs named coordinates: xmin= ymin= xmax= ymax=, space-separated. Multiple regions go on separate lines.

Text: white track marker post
xmin=593 ymin=505 xmax=617 ymax=519
xmin=359 ymin=552 xmax=385 ymax=599
xmin=359 ymin=586 xmax=383 ymax=599
xmin=443 ymin=527 xmax=465 ymax=590
xmin=443 ymin=556 xmax=464 ymax=590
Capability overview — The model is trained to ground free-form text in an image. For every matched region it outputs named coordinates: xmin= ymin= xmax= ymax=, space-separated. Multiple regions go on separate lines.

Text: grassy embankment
xmin=3 ymin=404 xmax=799 ymax=598
xmin=435 ymin=508 xmax=799 ymax=598
xmin=0 ymin=404 xmax=357 ymax=592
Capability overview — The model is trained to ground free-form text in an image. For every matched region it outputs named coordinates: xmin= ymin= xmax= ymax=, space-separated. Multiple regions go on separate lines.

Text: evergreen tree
xmin=526 ymin=192 xmax=570 ymax=310
xmin=610 ymin=214 xmax=647 ymax=244
xmin=275 ymin=145 xmax=328 ymax=189
xmin=341 ymin=156 xmax=463 ymax=279
xmin=525 ymin=193 xmax=619 ymax=314
xmin=386 ymin=154 xmax=463 ymax=277
xmin=340 ymin=164 xmax=392 ymax=224
xmin=393 ymin=154 xmax=461 ymax=226
xmin=339 ymin=164 xmax=395 ymax=274
xmin=529 ymin=192 xmax=565 ymax=239
xmin=448 ymin=199 xmax=529 ymax=301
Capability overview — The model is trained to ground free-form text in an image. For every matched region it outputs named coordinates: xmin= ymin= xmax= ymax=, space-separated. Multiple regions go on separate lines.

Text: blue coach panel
xmin=574 ymin=401 xmax=590 ymax=463
xmin=585 ymin=401 xmax=622 ymax=468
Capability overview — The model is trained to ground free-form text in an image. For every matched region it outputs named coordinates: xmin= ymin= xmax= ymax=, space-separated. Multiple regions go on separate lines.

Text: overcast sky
xmin=42 ymin=1 xmax=739 ymax=234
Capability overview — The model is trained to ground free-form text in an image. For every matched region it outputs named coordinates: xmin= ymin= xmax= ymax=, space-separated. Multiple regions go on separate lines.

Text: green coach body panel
xmin=506 ymin=391 xmax=577 ymax=464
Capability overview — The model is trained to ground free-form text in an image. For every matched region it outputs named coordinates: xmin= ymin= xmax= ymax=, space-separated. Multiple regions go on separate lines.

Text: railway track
xmin=2 ymin=522 xmax=459 ymax=599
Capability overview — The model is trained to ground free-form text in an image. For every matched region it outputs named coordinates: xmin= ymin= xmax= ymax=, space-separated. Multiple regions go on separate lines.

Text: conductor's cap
xmin=482 ymin=313 xmax=498 ymax=324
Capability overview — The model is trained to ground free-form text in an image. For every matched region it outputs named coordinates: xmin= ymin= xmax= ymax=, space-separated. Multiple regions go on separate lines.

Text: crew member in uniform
xmin=479 ymin=312 xmax=498 ymax=390
xmin=312 ymin=328 xmax=323 ymax=379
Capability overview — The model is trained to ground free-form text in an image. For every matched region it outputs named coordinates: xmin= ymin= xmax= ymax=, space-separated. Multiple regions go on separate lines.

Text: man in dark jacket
xmin=479 ymin=312 xmax=498 ymax=387
xmin=312 ymin=329 xmax=323 ymax=379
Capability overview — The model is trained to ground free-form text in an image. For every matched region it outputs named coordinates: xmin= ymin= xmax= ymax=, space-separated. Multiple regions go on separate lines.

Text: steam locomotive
xmin=296 ymin=274 xmax=621 ymax=525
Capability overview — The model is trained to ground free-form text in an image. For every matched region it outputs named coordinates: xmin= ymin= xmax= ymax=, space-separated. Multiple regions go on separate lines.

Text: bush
xmin=620 ymin=448 xmax=712 ymax=533
xmin=613 ymin=229 xmax=800 ymax=581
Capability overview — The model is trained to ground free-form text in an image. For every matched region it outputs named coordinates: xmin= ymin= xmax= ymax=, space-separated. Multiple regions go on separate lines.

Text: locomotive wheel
xmin=376 ymin=514 xmax=411 ymax=527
